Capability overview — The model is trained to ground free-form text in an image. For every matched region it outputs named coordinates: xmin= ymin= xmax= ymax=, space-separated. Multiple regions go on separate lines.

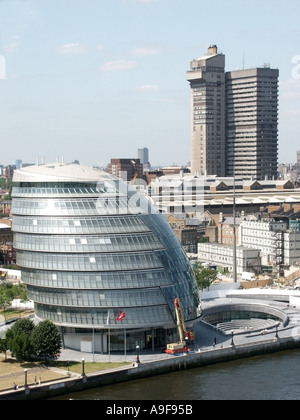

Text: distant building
xmin=149 ymin=174 xmax=298 ymax=216
xmin=218 ymin=212 xmax=241 ymax=245
xmin=13 ymin=160 xmax=22 ymax=169
xmin=138 ymin=147 xmax=151 ymax=171
xmin=0 ymin=200 xmax=11 ymax=216
xmin=283 ymin=230 xmax=300 ymax=266
xmin=187 ymin=45 xmax=279 ymax=180
xmin=187 ymin=45 xmax=226 ymax=177
xmin=239 ymin=219 xmax=287 ymax=267
xmin=138 ymin=147 xmax=149 ymax=164
xmin=167 ymin=214 xmax=198 ymax=253
xmin=161 ymin=167 xmax=190 ymax=176
xmin=108 ymin=158 xmax=144 ymax=182
xmin=144 ymin=169 xmax=164 ymax=187
xmin=197 ymin=242 xmax=261 ymax=275
xmin=0 ymin=220 xmax=15 ymax=266
xmin=226 ymin=66 xmax=279 ymax=180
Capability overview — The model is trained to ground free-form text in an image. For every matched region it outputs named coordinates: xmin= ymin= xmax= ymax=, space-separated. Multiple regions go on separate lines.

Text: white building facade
xmin=198 ymin=242 xmax=261 ymax=275
xmin=239 ymin=220 xmax=287 ymax=266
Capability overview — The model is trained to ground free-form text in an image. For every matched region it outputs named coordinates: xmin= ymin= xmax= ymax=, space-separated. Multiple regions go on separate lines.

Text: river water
xmin=49 ymin=348 xmax=300 ymax=401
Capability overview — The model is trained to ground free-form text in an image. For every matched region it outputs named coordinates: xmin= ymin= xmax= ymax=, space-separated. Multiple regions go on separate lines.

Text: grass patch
xmin=0 ymin=355 xmax=68 ymax=391
xmin=0 ymin=354 xmax=130 ymax=392
xmin=0 ymin=308 xmax=34 ymax=321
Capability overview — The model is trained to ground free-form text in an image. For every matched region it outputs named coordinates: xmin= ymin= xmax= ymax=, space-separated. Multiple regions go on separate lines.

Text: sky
xmin=0 ymin=0 xmax=299 ymax=168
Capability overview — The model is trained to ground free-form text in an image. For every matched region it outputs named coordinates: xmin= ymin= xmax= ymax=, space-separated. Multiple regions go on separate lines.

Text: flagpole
xmin=107 ymin=311 xmax=110 ymax=363
xmin=116 ymin=311 xmax=126 ymax=361
xmin=124 ymin=327 xmax=126 ymax=362
xmin=108 ymin=324 xmax=111 ymax=363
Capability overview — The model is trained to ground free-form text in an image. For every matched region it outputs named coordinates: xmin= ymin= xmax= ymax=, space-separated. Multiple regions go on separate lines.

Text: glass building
xmin=12 ymin=163 xmax=200 ymax=353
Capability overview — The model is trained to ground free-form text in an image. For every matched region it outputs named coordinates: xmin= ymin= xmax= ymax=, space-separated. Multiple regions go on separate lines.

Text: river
xmin=48 ymin=348 xmax=300 ymax=401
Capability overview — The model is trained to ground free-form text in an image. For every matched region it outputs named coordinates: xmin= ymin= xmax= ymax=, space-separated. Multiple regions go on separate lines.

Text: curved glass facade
xmin=12 ymin=164 xmax=200 ymax=352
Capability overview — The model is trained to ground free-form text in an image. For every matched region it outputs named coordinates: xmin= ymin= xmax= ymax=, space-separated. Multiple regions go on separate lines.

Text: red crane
xmin=164 ymin=298 xmax=194 ymax=354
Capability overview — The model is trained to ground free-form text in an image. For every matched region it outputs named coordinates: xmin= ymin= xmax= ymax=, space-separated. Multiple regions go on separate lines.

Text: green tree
xmin=6 ymin=318 xmax=35 ymax=361
xmin=198 ymin=236 xmax=209 ymax=243
xmin=12 ymin=283 xmax=29 ymax=304
xmin=0 ymin=337 xmax=9 ymax=360
xmin=0 ymin=284 xmax=14 ymax=321
xmin=193 ymin=262 xmax=217 ymax=291
xmin=8 ymin=332 xmax=29 ymax=361
xmin=31 ymin=320 xmax=62 ymax=362
xmin=0 ymin=283 xmax=29 ymax=320
xmin=9 ymin=318 xmax=35 ymax=337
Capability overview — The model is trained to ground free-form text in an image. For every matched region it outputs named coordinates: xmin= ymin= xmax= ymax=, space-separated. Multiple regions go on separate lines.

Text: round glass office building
xmin=12 ymin=163 xmax=200 ymax=353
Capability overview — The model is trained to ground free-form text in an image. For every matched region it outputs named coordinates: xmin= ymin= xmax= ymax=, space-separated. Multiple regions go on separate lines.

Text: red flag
xmin=116 ymin=311 xmax=125 ymax=321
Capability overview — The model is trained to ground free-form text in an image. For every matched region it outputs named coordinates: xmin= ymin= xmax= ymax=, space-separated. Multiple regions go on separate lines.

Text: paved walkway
xmin=1 ymin=292 xmax=300 ymax=397
xmin=56 ymin=294 xmax=300 ymax=364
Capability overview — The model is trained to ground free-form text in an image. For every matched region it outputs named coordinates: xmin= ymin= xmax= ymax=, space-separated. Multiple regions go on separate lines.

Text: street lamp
xmin=24 ymin=368 xmax=28 ymax=388
xmin=81 ymin=358 xmax=85 ymax=377
xmin=231 ymin=330 xmax=235 ymax=346
xmin=91 ymin=313 xmax=95 ymax=363
xmin=185 ymin=336 xmax=189 ymax=350
xmin=136 ymin=345 xmax=140 ymax=364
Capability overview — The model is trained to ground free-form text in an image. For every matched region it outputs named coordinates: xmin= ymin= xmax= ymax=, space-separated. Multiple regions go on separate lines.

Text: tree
xmin=0 ymin=284 xmax=14 ymax=321
xmin=9 ymin=317 xmax=35 ymax=337
xmin=0 ymin=337 xmax=9 ymax=360
xmin=31 ymin=320 xmax=62 ymax=362
xmin=0 ymin=283 xmax=29 ymax=320
xmin=198 ymin=236 xmax=209 ymax=243
xmin=193 ymin=262 xmax=218 ymax=291
xmin=8 ymin=332 xmax=29 ymax=361
xmin=6 ymin=318 xmax=35 ymax=360
xmin=12 ymin=283 xmax=29 ymax=304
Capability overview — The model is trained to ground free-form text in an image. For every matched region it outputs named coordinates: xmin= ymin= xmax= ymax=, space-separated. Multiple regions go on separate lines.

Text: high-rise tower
xmin=186 ymin=45 xmax=226 ymax=176
xmin=187 ymin=47 xmax=279 ymax=180
xmin=226 ymin=66 xmax=279 ymax=180
xmin=138 ymin=147 xmax=149 ymax=165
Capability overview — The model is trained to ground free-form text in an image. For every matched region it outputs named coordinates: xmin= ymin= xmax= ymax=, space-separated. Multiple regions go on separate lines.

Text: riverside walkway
xmin=57 ymin=292 xmax=300 ymax=364
xmin=1 ymin=289 xmax=300 ymax=399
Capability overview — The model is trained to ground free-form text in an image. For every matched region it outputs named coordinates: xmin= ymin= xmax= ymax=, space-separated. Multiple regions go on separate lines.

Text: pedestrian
xmin=13 ymin=383 xmax=17 ymax=390
xmin=39 ymin=377 xmax=41 ymax=385
xmin=213 ymin=337 xmax=217 ymax=348
xmin=34 ymin=376 xmax=37 ymax=385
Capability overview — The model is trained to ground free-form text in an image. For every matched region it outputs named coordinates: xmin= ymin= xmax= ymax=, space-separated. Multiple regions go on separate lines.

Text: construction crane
xmin=164 ymin=297 xmax=194 ymax=354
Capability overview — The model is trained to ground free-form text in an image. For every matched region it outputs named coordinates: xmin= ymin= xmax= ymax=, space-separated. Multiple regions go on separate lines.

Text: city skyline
xmin=0 ymin=0 xmax=299 ymax=168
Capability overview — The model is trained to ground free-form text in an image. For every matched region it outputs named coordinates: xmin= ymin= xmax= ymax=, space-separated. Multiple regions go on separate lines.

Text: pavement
xmin=55 ymin=293 xmax=300 ymax=364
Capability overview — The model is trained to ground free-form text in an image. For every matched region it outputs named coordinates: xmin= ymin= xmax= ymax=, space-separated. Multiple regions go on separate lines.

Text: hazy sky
xmin=0 ymin=0 xmax=299 ymax=168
